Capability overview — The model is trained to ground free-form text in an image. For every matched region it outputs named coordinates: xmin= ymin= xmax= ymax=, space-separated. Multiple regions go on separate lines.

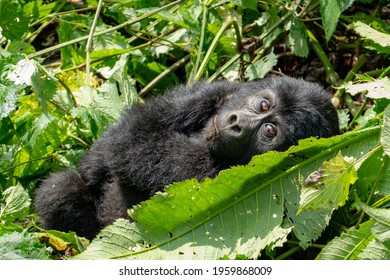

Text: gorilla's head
xmin=206 ymin=76 xmax=339 ymax=164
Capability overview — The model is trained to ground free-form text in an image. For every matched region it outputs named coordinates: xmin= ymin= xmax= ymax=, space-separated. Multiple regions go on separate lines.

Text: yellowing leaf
xmin=298 ymin=152 xmax=358 ymax=214
xmin=37 ymin=233 xmax=70 ymax=252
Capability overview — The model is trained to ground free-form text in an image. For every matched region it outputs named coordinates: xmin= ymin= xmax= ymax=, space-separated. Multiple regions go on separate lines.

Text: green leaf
xmin=4 ymin=59 xmax=57 ymax=123
xmin=381 ymin=105 xmax=390 ymax=156
xmin=94 ymin=81 xmax=126 ymax=121
xmin=0 ymin=221 xmax=23 ymax=236
xmin=93 ymin=24 xmax=128 ymax=51
xmin=345 ymin=77 xmax=390 ymax=99
xmin=316 ymin=220 xmax=390 ymax=260
xmin=0 ymin=1 xmax=29 ymax=40
xmin=355 ymin=147 xmax=390 ymax=199
xmin=242 ymin=0 xmax=258 ymax=10
xmin=0 ymin=232 xmax=49 ymax=260
xmin=357 ymin=237 xmax=390 ymax=259
xmin=0 ymin=184 xmax=31 ymax=222
xmin=23 ymin=0 xmax=56 ymax=21
xmin=352 ymin=21 xmax=390 ymax=53
xmin=244 ymin=52 xmax=277 ymax=81
xmin=288 ymin=19 xmax=309 ymax=58
xmin=19 ymin=113 xmax=52 ymax=152
xmin=31 ymin=70 xmax=57 ymax=114
xmin=75 ymin=127 xmax=380 ymax=259
xmin=297 ymin=152 xmax=358 ymax=214
xmin=356 ymin=107 xmax=376 ymax=128
xmin=357 ymin=202 xmax=390 ymax=246
xmin=319 ymin=0 xmax=355 ymax=42
xmin=96 ymin=54 xmax=140 ymax=107
xmin=153 ymin=10 xmax=191 ymax=29
xmin=0 ymin=84 xmax=19 ymax=119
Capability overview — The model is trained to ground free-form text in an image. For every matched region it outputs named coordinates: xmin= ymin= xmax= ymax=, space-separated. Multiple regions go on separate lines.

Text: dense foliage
xmin=0 ymin=0 xmax=389 ymax=259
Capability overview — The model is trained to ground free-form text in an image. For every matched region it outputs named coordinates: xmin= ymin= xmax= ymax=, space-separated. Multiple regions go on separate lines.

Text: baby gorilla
xmin=35 ymin=76 xmax=339 ymax=239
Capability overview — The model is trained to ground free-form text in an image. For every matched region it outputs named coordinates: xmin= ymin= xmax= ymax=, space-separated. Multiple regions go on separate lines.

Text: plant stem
xmin=253 ymin=11 xmax=293 ymax=60
xmin=334 ymin=54 xmax=368 ymax=98
xmin=67 ymin=134 xmax=89 ymax=148
xmin=347 ymin=97 xmax=368 ymax=130
xmin=307 ymin=29 xmax=360 ymax=116
xmin=128 ymin=3 xmax=181 ymax=45
xmin=27 ymin=0 xmax=186 ymax=59
xmin=85 ymin=0 xmax=104 ymax=86
xmin=209 ymin=11 xmax=292 ymax=81
xmin=274 ymin=246 xmax=300 ymax=260
xmin=286 ymin=240 xmax=325 ymax=249
xmin=372 ymin=192 xmax=390 ymax=209
xmin=30 ymin=5 xmax=97 ymax=27
xmin=306 ymin=30 xmax=341 ymax=87
xmin=139 ymin=54 xmax=191 ymax=97
xmin=26 ymin=1 xmax=66 ymax=43
xmin=207 ymin=53 xmax=241 ymax=82
xmin=189 ymin=3 xmax=208 ymax=83
xmin=193 ymin=20 xmax=242 ymax=81
xmin=338 ymin=53 xmax=369 ymax=128
xmin=2 ymin=155 xmax=54 ymax=174
xmin=379 ymin=64 xmax=390 ymax=78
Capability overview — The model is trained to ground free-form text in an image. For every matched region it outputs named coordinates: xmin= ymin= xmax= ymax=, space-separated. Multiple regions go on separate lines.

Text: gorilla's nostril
xmin=228 ymin=114 xmax=238 ymax=124
xmin=231 ymin=125 xmax=241 ymax=133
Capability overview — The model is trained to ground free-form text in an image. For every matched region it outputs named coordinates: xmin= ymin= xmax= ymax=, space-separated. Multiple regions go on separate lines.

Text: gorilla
xmin=35 ymin=76 xmax=339 ymax=239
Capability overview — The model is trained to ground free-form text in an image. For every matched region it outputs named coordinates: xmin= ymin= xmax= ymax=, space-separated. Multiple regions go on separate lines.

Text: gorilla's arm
xmin=155 ymin=81 xmax=240 ymax=135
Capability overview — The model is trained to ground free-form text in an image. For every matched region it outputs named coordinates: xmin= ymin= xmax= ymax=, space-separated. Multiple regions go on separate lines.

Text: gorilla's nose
xmin=225 ymin=112 xmax=249 ymax=139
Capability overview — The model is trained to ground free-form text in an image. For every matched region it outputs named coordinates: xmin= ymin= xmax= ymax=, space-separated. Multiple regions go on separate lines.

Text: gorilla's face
xmin=206 ymin=79 xmax=339 ymax=165
xmin=206 ymin=89 xmax=283 ymax=164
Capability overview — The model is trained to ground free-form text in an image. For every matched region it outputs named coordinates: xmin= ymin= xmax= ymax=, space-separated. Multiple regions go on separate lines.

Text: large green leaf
xmin=75 ymin=127 xmax=381 ymax=259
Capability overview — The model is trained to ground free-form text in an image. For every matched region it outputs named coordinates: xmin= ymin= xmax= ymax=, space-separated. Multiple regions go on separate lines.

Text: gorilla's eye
xmin=263 ymin=123 xmax=277 ymax=138
xmin=259 ymin=100 xmax=270 ymax=112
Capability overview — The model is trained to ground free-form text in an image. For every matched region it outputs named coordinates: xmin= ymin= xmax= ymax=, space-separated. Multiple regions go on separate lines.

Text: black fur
xmin=35 ymin=77 xmax=339 ymax=239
